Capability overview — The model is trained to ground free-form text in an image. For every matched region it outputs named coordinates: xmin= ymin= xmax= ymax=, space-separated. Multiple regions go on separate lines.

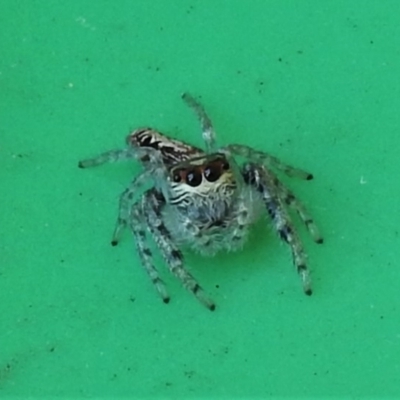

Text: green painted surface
xmin=1 ymin=1 xmax=399 ymax=397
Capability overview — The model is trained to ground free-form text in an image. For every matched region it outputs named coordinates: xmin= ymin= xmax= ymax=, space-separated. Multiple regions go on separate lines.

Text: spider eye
xmin=204 ymin=165 xmax=221 ymax=182
xmin=222 ymin=160 xmax=230 ymax=170
xmin=186 ymin=169 xmax=202 ymax=187
xmin=172 ymin=171 xmax=181 ymax=182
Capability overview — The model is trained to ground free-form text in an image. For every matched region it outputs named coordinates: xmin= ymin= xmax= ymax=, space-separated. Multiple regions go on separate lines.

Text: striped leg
xmin=182 ymin=92 xmax=216 ymax=152
xmin=226 ymin=144 xmax=313 ymax=180
xmin=143 ymin=191 xmax=216 ymax=310
xmin=111 ymin=170 xmax=153 ymax=246
xmin=78 ymin=149 xmax=133 ymax=168
xmin=274 ymin=180 xmax=323 ymax=244
xmin=79 ymin=146 xmax=162 ymax=169
xmin=227 ymin=193 xmax=253 ymax=246
xmin=243 ymin=163 xmax=312 ymax=295
xmin=128 ymin=201 xmax=169 ymax=303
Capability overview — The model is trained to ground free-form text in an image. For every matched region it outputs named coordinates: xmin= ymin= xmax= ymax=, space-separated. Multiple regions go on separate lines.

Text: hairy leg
xmin=143 ymin=190 xmax=216 ymax=310
xmin=226 ymin=144 xmax=313 ymax=180
xmin=111 ymin=170 xmax=154 ymax=246
xmin=182 ymin=92 xmax=216 ymax=152
xmin=243 ymin=163 xmax=313 ymax=295
xmin=128 ymin=201 xmax=170 ymax=303
xmin=273 ymin=178 xmax=323 ymax=244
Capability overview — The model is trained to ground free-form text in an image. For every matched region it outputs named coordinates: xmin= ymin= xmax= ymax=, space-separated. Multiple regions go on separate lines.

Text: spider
xmin=79 ymin=93 xmax=323 ymax=311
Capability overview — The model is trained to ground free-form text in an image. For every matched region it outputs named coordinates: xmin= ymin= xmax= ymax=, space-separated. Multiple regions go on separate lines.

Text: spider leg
xmin=79 ymin=144 xmax=169 ymax=246
xmin=79 ymin=146 xmax=162 ymax=169
xmin=128 ymin=200 xmax=170 ymax=303
xmin=274 ymin=179 xmax=323 ymax=244
xmin=225 ymin=144 xmax=313 ymax=180
xmin=182 ymin=92 xmax=216 ymax=152
xmin=227 ymin=192 xmax=253 ymax=245
xmin=143 ymin=190 xmax=216 ymax=311
xmin=78 ymin=149 xmax=134 ymax=168
xmin=111 ymin=170 xmax=153 ymax=246
xmin=243 ymin=163 xmax=312 ymax=295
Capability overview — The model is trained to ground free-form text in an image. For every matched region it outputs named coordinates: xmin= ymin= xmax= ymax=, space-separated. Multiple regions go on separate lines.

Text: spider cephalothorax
xmin=79 ymin=93 xmax=323 ymax=310
xmin=168 ymin=154 xmax=236 ymax=209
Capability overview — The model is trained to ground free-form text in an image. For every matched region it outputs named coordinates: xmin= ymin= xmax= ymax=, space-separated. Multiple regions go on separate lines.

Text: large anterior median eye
xmin=186 ymin=169 xmax=202 ymax=187
xmin=204 ymin=158 xmax=230 ymax=182
xmin=204 ymin=164 xmax=221 ymax=182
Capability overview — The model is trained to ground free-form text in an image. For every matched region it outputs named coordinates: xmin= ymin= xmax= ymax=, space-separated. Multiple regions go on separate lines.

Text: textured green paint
xmin=1 ymin=1 xmax=399 ymax=398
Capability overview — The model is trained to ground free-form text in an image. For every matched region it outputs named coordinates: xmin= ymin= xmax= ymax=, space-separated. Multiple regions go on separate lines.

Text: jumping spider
xmin=79 ymin=93 xmax=323 ymax=311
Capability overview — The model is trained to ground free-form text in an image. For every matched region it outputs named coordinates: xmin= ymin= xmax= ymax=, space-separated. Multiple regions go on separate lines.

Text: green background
xmin=1 ymin=1 xmax=399 ymax=398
